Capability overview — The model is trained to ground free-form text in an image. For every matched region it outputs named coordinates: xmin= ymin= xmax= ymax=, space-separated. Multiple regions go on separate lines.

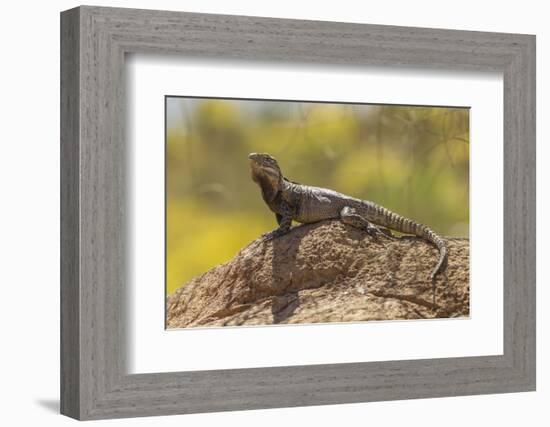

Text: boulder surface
xmin=167 ymin=220 xmax=469 ymax=328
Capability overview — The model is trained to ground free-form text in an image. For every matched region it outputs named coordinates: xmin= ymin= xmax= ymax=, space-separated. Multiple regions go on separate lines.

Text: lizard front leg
xmin=262 ymin=203 xmax=294 ymax=241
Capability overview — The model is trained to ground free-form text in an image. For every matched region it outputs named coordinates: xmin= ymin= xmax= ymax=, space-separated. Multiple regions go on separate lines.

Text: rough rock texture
xmin=167 ymin=220 xmax=469 ymax=328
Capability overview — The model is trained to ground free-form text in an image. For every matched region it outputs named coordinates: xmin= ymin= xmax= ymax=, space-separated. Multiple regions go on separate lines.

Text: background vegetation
xmin=166 ymin=97 xmax=469 ymax=295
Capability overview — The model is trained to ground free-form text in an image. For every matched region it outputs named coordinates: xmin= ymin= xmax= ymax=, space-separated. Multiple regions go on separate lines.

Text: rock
xmin=166 ymin=220 xmax=469 ymax=328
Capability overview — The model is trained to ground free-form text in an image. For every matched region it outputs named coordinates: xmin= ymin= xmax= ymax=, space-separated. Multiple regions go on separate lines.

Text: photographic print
xmin=165 ymin=97 xmax=470 ymax=329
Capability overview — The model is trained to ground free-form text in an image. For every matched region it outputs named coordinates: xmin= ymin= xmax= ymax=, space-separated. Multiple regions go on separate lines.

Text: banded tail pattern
xmin=361 ymin=201 xmax=448 ymax=280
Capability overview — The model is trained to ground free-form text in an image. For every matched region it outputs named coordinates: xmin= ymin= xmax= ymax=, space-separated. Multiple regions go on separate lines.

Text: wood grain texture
xmin=60 ymin=5 xmax=536 ymax=420
xmin=60 ymin=7 xmax=80 ymax=419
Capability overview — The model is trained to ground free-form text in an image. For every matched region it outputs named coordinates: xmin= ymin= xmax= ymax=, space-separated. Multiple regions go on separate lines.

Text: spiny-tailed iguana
xmin=249 ymin=152 xmax=447 ymax=280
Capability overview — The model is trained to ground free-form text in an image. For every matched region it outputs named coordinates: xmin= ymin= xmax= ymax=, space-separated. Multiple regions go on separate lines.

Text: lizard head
xmin=248 ymin=153 xmax=282 ymax=187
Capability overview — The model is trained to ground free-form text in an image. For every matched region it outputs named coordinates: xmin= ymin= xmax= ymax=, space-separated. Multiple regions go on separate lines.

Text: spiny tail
xmin=362 ymin=201 xmax=448 ymax=280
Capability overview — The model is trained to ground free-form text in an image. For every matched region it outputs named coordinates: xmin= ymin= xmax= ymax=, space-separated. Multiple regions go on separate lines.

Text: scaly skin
xmin=249 ymin=152 xmax=448 ymax=280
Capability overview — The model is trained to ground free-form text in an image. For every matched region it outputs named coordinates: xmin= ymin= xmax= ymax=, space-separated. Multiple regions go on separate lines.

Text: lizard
xmin=249 ymin=152 xmax=448 ymax=280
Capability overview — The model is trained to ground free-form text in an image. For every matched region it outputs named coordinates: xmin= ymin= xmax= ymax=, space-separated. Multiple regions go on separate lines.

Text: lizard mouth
xmin=248 ymin=153 xmax=281 ymax=184
xmin=248 ymin=154 xmax=261 ymax=169
xmin=248 ymin=152 xmax=269 ymax=170
xmin=248 ymin=152 xmax=276 ymax=164
xmin=248 ymin=153 xmax=264 ymax=165
xmin=248 ymin=152 xmax=281 ymax=176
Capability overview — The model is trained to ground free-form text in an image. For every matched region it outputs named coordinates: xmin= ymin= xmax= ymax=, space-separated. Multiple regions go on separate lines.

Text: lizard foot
xmin=261 ymin=229 xmax=287 ymax=241
xmin=365 ymin=225 xmax=382 ymax=237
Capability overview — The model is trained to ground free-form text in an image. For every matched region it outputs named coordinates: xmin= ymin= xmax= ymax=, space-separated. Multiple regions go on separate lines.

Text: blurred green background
xmin=166 ymin=97 xmax=469 ymax=295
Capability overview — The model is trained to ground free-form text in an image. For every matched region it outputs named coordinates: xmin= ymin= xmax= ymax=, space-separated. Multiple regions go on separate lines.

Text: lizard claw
xmin=261 ymin=229 xmax=284 ymax=241
xmin=366 ymin=225 xmax=382 ymax=238
xmin=379 ymin=228 xmax=395 ymax=238
xmin=261 ymin=231 xmax=275 ymax=241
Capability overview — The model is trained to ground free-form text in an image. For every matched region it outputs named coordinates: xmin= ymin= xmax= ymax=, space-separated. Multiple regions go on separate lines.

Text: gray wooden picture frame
xmin=60 ymin=5 xmax=536 ymax=420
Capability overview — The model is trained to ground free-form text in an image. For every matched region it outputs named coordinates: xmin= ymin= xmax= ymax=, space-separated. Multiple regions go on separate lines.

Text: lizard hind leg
xmin=340 ymin=206 xmax=380 ymax=237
